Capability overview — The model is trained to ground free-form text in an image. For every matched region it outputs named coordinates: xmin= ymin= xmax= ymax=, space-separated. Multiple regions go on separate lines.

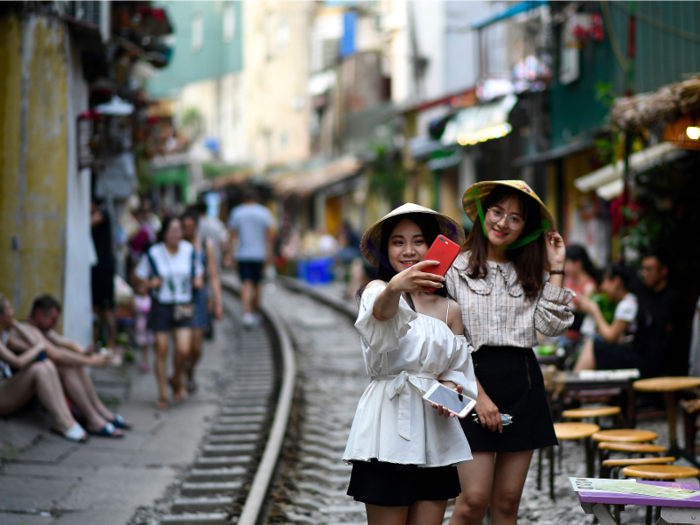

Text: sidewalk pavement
xmin=0 ymin=308 xmax=238 ymax=525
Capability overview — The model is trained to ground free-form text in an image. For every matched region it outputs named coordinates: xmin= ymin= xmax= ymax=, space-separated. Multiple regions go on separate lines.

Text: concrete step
xmin=187 ymin=467 xmax=246 ymax=482
xmin=202 ymin=444 xmax=256 ymax=457
xmin=171 ymin=496 xmax=235 ymax=513
xmin=160 ymin=513 xmax=228 ymax=524
xmin=180 ymin=481 xmax=243 ymax=496
xmin=217 ymin=415 xmax=266 ymax=425
xmin=208 ymin=433 xmax=258 ymax=444
xmin=195 ymin=456 xmax=251 ymax=469
xmin=211 ymin=423 xmax=261 ymax=434
xmin=221 ymin=405 xmax=266 ymax=414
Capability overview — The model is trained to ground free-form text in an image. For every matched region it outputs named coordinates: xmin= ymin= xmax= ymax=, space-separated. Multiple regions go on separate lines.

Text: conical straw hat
xmin=360 ymin=203 xmax=466 ymax=267
xmin=462 ymin=180 xmax=556 ymax=231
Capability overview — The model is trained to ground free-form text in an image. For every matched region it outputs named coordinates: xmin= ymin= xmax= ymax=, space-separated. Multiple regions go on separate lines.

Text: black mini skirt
xmin=460 ymin=346 xmax=557 ymax=452
xmin=347 ymin=459 xmax=461 ymax=506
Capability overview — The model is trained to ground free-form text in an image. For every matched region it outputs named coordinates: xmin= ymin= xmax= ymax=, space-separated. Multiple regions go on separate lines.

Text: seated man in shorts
xmin=228 ymin=187 xmax=275 ymax=328
xmin=7 ymin=295 xmax=129 ymax=437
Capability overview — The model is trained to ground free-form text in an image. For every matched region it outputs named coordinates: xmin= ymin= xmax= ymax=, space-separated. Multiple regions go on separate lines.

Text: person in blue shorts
xmin=228 ymin=187 xmax=275 ymax=328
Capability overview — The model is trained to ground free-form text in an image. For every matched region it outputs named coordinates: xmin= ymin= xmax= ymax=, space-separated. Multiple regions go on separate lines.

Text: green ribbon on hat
xmin=471 ymin=188 xmax=548 ymax=250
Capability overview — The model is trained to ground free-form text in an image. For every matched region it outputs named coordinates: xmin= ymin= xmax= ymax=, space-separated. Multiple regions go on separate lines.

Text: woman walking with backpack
xmin=135 ymin=216 xmax=203 ymax=409
xmin=447 ymin=181 xmax=574 ymax=525
xmin=343 ymin=204 xmax=478 ymax=525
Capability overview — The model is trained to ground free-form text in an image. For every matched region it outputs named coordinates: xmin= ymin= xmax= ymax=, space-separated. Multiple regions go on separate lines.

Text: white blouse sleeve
xmin=354 ymin=283 xmax=418 ymax=355
xmin=439 ymin=335 xmax=478 ymax=400
xmin=534 ymin=281 xmax=576 ymax=337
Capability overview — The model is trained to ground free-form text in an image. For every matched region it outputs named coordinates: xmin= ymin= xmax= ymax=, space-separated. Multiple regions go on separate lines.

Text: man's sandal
xmin=87 ymin=422 xmax=124 ymax=438
xmin=110 ymin=414 xmax=132 ymax=430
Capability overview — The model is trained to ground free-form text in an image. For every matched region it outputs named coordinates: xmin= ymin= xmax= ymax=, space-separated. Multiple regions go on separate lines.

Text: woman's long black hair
xmin=566 ymin=244 xmax=600 ymax=284
xmin=357 ymin=213 xmax=453 ymax=308
xmin=463 ymin=186 xmax=546 ymax=298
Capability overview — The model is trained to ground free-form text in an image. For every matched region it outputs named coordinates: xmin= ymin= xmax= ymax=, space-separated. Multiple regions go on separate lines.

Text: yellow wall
xmin=0 ymin=15 xmax=69 ymax=320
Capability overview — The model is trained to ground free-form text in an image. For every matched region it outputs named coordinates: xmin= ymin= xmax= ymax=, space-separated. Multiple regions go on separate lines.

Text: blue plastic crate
xmin=304 ymin=257 xmax=334 ymax=285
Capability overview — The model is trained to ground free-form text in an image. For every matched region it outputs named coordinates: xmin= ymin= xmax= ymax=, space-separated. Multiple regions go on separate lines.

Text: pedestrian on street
xmin=181 ymin=210 xmax=223 ymax=393
xmin=0 ymin=294 xmax=88 ymax=443
xmin=90 ymin=199 xmax=117 ymax=351
xmin=447 ymin=181 xmax=574 ymax=525
xmin=8 ymin=295 xmax=129 ymax=437
xmin=343 ymin=204 xmax=478 ymax=525
xmin=134 ymin=216 xmax=204 ymax=409
xmin=227 ymin=187 xmax=275 ymax=328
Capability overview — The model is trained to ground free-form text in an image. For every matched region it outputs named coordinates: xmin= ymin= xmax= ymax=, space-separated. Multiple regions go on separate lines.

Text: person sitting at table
xmin=563 ymin=244 xmax=599 ymax=344
xmin=574 ymin=262 xmax=665 ymax=378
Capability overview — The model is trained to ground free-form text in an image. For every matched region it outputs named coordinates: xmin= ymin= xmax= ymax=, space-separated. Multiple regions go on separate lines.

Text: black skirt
xmin=460 ymin=346 xmax=557 ymax=452
xmin=347 ymin=459 xmax=461 ymax=506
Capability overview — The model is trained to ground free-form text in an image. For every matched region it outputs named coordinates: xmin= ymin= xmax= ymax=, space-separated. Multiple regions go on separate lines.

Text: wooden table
xmin=554 ymin=372 xmax=637 ymax=427
xmin=634 ymin=377 xmax=700 ymax=467
xmin=577 ymin=480 xmax=700 ymax=524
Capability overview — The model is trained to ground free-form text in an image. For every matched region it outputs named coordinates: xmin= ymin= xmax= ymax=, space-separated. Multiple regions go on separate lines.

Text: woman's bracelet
xmin=549 ymin=269 xmax=565 ymax=275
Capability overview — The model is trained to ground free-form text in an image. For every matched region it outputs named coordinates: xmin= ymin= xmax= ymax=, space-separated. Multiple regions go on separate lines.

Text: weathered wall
xmin=0 ymin=14 xmax=69 ymax=323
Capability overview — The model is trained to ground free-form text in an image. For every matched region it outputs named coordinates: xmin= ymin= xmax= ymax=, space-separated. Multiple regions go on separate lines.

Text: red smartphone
xmin=422 ymin=235 xmax=461 ymax=292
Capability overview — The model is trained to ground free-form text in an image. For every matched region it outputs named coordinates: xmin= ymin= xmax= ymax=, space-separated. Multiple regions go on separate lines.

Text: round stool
xmin=562 ymin=406 xmax=621 ymax=419
xmin=592 ymin=429 xmax=657 ymax=443
xmin=601 ymin=456 xmax=676 ymax=478
xmin=622 ymin=464 xmax=700 ymax=481
xmin=597 ymin=442 xmax=667 ymax=455
xmin=538 ymin=423 xmax=599 ymax=501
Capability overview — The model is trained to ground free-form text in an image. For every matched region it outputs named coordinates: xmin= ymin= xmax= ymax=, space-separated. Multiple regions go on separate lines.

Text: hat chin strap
xmin=471 ymin=188 xmax=548 ymax=251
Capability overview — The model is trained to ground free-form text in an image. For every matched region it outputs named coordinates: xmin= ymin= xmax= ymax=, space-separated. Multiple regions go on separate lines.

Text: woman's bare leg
xmin=407 ymin=500 xmax=448 ymax=525
xmin=366 ymin=504 xmax=409 ymax=525
xmin=172 ymin=328 xmax=192 ymax=401
xmin=0 ymin=362 xmax=77 ymax=434
xmin=489 ymin=450 xmax=534 ymax=525
xmin=450 ymin=452 xmax=495 ymax=525
xmin=573 ymin=337 xmax=596 ymax=372
xmin=154 ymin=331 xmax=169 ymax=408
xmin=187 ymin=327 xmax=203 ymax=384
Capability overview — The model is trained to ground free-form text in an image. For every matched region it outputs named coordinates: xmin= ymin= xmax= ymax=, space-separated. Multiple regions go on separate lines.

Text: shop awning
xmin=441 ymin=95 xmax=517 ymax=147
xmin=574 ymin=142 xmax=686 ymax=200
xmin=471 ymin=1 xmax=549 ymax=30
xmin=512 ymin=137 xmax=596 ymax=167
xmin=274 ymin=156 xmax=362 ymax=198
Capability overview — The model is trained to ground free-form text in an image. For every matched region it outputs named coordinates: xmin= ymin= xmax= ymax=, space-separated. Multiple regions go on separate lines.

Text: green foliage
xmin=181 ymin=107 xmax=204 ymax=142
xmin=368 ymin=144 xmax=406 ymax=205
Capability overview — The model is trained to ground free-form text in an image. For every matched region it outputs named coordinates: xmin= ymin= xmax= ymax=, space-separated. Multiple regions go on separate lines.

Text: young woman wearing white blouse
xmin=446 ymin=181 xmax=574 ymax=525
xmin=343 ymin=204 xmax=478 ymax=525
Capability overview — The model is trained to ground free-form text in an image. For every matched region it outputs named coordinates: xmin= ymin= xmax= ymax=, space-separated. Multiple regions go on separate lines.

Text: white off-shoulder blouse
xmin=342 ymin=283 xmax=478 ymax=467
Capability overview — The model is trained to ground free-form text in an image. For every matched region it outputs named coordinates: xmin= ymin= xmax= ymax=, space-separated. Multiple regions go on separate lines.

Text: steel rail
xmin=221 ymin=279 xmax=297 ymax=525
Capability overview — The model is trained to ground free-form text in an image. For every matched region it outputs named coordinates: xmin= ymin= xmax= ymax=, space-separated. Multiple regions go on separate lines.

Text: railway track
xmin=152 ymin=280 xmax=295 ymax=525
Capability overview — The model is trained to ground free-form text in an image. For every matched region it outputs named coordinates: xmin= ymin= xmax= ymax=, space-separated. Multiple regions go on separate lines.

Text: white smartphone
xmin=423 ymin=383 xmax=477 ymax=418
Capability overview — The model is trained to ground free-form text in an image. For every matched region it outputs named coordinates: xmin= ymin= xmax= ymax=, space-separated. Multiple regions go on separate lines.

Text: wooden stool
xmin=601 ymin=456 xmax=676 ymax=478
xmin=538 ymin=423 xmax=599 ymax=501
xmin=592 ymin=429 xmax=657 ymax=443
xmin=562 ymin=406 xmax=621 ymax=427
xmin=597 ymin=442 xmax=667 ymax=456
xmin=622 ymin=465 xmax=700 ymax=525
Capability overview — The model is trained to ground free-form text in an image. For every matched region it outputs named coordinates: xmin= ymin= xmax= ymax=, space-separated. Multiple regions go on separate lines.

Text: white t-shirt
xmin=135 ymin=241 xmax=203 ymax=304
xmin=614 ymin=293 xmax=638 ymax=342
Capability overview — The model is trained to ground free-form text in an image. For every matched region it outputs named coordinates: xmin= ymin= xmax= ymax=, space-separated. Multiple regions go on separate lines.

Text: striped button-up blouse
xmin=445 ymin=252 xmax=575 ymax=352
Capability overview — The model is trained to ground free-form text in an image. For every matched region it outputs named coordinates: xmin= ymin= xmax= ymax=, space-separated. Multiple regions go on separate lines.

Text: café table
xmin=633 ymin=377 xmax=700 ymax=468
xmin=577 ymin=480 xmax=700 ymax=525
xmin=554 ymin=371 xmax=637 ymax=427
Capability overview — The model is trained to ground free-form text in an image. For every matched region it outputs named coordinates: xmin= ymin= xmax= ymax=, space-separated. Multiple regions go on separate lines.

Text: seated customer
xmin=7 ymin=295 xmax=129 ymax=437
xmin=574 ymin=263 xmax=665 ymax=378
xmin=0 ymin=294 xmax=87 ymax=442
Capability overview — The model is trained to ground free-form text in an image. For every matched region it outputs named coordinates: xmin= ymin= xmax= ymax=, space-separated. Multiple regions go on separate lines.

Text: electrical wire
xmin=600 ymin=1 xmax=629 ymax=74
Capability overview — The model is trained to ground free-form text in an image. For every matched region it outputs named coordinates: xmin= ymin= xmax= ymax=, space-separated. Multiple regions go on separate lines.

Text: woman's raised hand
xmin=474 ymin=390 xmax=503 ymax=433
xmin=387 ymin=260 xmax=443 ymax=293
xmin=545 ymin=231 xmax=566 ymax=269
